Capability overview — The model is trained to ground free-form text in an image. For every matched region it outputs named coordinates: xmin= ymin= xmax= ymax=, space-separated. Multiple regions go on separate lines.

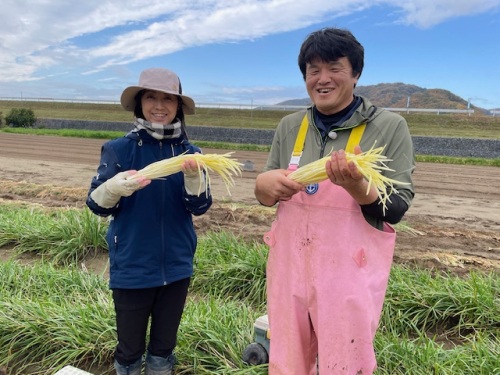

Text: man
xmin=255 ymin=28 xmax=415 ymax=374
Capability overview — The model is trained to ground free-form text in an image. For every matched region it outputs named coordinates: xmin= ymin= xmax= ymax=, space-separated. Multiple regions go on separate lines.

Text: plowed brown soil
xmin=1 ymin=132 xmax=499 ymax=275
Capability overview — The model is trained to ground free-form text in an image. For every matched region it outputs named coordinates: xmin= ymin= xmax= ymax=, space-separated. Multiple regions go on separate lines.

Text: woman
xmin=86 ymin=68 xmax=212 ymax=375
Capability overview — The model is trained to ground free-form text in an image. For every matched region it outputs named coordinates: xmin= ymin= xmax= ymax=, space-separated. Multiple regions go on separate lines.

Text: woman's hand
xmin=181 ymin=155 xmax=200 ymax=177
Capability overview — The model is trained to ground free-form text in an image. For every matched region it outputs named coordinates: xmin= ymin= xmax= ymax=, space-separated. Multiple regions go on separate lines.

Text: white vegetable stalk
xmin=288 ymin=145 xmax=409 ymax=213
xmin=127 ymin=152 xmax=243 ymax=196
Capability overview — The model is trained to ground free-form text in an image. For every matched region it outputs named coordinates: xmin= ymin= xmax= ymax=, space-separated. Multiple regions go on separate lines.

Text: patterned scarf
xmin=133 ymin=117 xmax=182 ymax=140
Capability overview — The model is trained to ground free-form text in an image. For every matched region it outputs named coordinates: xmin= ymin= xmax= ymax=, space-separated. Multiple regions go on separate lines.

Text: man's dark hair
xmin=298 ymin=28 xmax=364 ymax=81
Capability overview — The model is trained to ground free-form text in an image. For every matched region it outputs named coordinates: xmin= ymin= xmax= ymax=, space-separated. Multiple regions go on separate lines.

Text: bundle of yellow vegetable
xmin=288 ymin=145 xmax=409 ymax=212
xmin=127 ymin=152 xmax=243 ymax=195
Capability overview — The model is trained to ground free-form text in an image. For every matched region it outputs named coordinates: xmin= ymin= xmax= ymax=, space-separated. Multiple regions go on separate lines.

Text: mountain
xmin=277 ymin=83 xmax=488 ymax=113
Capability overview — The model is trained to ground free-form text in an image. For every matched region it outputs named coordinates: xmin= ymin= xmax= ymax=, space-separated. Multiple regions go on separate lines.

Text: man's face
xmin=305 ymin=57 xmax=359 ymax=115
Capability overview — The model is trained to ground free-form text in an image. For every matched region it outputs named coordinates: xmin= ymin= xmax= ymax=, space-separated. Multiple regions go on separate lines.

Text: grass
xmin=0 ymin=261 xmax=116 ymax=374
xmin=0 ymin=259 xmax=265 ymax=374
xmin=0 ymin=202 xmax=419 ymax=266
xmin=0 ymin=204 xmax=106 ymax=264
xmin=382 ymin=268 xmax=500 ymax=335
xmin=0 ymin=101 xmax=499 ymax=373
xmin=374 ymin=332 xmax=500 ymax=374
xmin=1 ymin=100 xmax=500 ymax=138
xmin=2 ymin=100 xmax=500 ymax=166
xmin=0 ymin=215 xmax=499 ymax=374
xmin=1 ymin=126 xmax=500 ymax=167
xmin=191 ymin=231 xmax=268 ymax=309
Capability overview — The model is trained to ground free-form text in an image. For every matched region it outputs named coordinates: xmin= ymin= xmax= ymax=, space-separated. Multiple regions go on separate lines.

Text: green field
xmin=1 ymin=101 xmax=500 ymax=374
xmin=1 ymin=203 xmax=499 ymax=374
xmin=1 ymin=100 xmax=500 ymax=139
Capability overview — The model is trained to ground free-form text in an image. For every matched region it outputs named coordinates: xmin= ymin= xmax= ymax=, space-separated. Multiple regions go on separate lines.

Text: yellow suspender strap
xmin=345 ymin=123 xmax=366 ymax=153
xmin=288 ymin=113 xmax=367 ymax=170
xmin=288 ymin=114 xmax=309 ymax=170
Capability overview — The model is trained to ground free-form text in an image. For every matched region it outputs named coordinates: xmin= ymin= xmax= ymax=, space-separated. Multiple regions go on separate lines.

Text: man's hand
xmin=255 ymin=169 xmax=304 ymax=206
xmin=325 ymin=146 xmax=378 ymax=205
xmin=90 ymin=171 xmax=151 ymax=208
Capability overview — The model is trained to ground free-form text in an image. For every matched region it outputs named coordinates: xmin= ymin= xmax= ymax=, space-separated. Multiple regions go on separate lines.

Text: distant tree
xmin=5 ymin=108 xmax=37 ymax=128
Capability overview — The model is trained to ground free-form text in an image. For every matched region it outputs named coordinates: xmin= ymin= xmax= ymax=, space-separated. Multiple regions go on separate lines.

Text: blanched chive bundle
xmin=288 ymin=145 xmax=409 ymax=213
xmin=128 ymin=152 xmax=243 ymax=196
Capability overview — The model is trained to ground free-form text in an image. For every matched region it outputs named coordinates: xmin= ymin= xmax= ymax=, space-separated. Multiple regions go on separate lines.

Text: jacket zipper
xmin=158 ymin=141 xmax=168 ymax=285
xmin=313 ymin=105 xmax=375 ymax=158
xmin=160 ymin=142 xmax=179 ymax=285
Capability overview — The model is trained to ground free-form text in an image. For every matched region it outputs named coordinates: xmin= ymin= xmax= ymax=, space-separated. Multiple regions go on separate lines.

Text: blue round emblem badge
xmin=305 ymin=183 xmax=319 ymax=195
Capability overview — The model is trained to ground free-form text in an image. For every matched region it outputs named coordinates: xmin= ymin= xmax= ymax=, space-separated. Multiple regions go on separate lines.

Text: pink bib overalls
xmin=264 ymin=180 xmax=396 ymax=375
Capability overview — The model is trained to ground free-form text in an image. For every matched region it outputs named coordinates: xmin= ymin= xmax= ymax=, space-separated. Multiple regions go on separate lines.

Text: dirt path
xmin=1 ymin=132 xmax=499 ymax=274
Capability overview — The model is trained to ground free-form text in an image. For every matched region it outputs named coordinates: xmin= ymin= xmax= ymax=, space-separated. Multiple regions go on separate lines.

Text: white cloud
xmin=0 ymin=0 xmax=498 ymax=103
xmin=196 ymin=84 xmax=306 ymax=105
xmin=388 ymin=0 xmax=500 ymax=28
xmin=1 ymin=0 xmax=481 ymax=79
xmin=87 ymin=1 xmax=360 ymax=69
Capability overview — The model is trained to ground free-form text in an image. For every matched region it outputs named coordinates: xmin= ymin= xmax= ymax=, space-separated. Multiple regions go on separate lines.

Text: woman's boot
xmin=144 ymin=352 xmax=176 ymax=375
xmin=114 ymin=357 xmax=142 ymax=375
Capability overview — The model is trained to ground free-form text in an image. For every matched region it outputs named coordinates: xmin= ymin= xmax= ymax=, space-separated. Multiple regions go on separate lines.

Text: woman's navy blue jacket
xmin=86 ymin=129 xmax=212 ymax=289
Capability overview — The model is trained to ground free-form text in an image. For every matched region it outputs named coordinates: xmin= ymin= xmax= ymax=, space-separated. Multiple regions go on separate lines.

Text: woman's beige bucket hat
xmin=120 ymin=68 xmax=195 ymax=115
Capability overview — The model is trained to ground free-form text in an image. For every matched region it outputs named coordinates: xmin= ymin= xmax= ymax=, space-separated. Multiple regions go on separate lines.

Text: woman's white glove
xmin=90 ymin=171 xmax=151 ymax=208
xmin=183 ymin=173 xmax=206 ymax=196
xmin=182 ymin=156 xmax=206 ymax=196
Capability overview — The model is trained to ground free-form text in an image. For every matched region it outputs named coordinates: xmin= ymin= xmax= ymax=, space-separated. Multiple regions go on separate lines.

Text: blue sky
xmin=1 ymin=0 xmax=499 ymax=109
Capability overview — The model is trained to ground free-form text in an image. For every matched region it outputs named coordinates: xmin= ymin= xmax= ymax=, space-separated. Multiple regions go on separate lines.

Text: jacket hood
xmin=352 ymin=96 xmax=383 ymax=124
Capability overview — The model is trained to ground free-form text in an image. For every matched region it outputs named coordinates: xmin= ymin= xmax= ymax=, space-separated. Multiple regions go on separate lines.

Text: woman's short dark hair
xmin=298 ymin=28 xmax=364 ymax=81
xmin=133 ymin=90 xmax=146 ymax=119
xmin=133 ymin=90 xmax=185 ymax=123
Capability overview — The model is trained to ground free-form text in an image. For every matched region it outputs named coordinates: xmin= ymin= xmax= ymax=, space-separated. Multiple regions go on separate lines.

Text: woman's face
xmin=140 ymin=89 xmax=179 ymax=125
